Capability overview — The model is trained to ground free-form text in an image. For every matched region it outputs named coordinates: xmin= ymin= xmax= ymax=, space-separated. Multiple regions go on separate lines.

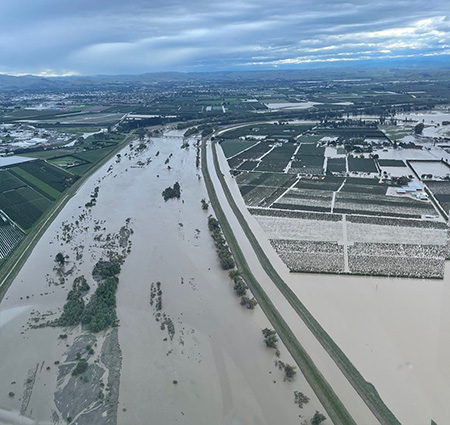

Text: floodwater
xmin=216 ymin=144 xmax=448 ymax=424
xmin=0 ymin=132 xmax=330 ymax=425
xmin=410 ymin=161 xmax=450 ymax=179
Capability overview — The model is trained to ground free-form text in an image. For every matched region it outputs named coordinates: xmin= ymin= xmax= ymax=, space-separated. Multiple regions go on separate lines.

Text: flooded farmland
xmin=216 ymin=144 xmax=448 ymax=425
xmin=0 ymin=132 xmax=329 ymax=425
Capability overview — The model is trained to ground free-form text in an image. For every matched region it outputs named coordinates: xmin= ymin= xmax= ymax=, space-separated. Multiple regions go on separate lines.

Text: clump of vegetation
xmin=72 ymin=359 xmax=88 ymax=376
xmin=162 ymin=182 xmax=181 ymax=201
xmin=207 ymin=216 xmax=235 ymax=270
xmin=181 ymin=141 xmax=189 ymax=149
xmin=200 ymin=125 xmax=214 ymax=137
xmin=294 ymin=391 xmax=310 ymax=408
xmin=275 ymin=360 xmax=297 ymax=381
xmin=240 ymin=296 xmax=257 ymax=309
xmin=284 ymin=363 xmax=297 ymax=380
xmin=67 ymin=276 xmax=90 ymax=301
xmin=8 ymin=392 xmax=15 ymax=397
xmin=92 ymin=260 xmax=121 ymax=280
xmin=262 ymin=328 xmax=278 ymax=349
xmin=233 ymin=277 xmax=248 ymax=296
xmin=150 ymin=281 xmax=162 ymax=311
xmin=196 ymin=141 xmax=201 ymax=168
xmin=201 ymin=199 xmax=209 ymax=210
xmin=52 ymin=276 xmax=91 ymax=327
xmin=52 ymin=259 xmax=122 ymax=333
xmin=55 ymin=297 xmax=85 ymax=327
xmin=414 ymin=122 xmax=424 ymax=135
xmin=85 ymin=186 xmax=100 ymax=208
xmin=184 ymin=127 xmax=198 ymax=137
xmin=55 ymin=252 xmax=65 ymax=266
xmin=311 ymin=411 xmax=327 ymax=425
xmin=82 ymin=276 xmax=119 ymax=333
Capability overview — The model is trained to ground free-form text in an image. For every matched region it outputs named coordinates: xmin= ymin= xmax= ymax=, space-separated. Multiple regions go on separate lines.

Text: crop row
xmin=427 ymin=182 xmax=450 ymax=214
xmin=230 ymin=141 xmax=273 ymax=161
xmin=340 ymin=183 xmax=388 ymax=195
xmin=0 ymin=170 xmax=26 ymax=192
xmin=335 ymin=199 xmax=435 ymax=218
xmin=236 ymin=171 xmax=295 ymax=188
xmin=0 ymin=191 xmax=49 ymax=230
xmin=271 ymin=239 xmax=344 ymax=254
xmin=15 ymin=160 xmax=74 ymax=192
xmin=378 ymin=159 xmax=406 ymax=167
xmin=237 ymin=160 xmax=258 ymax=171
xmin=348 ymin=242 xmax=445 ymax=258
xmin=347 ymin=158 xmax=378 ymax=173
xmin=273 ymin=203 xmax=332 ymax=213
xmin=348 ymin=255 xmax=444 ymax=279
xmin=337 ymin=191 xmax=431 ymax=207
xmin=277 ymin=196 xmax=332 ymax=211
xmin=249 ymin=207 xmax=342 ymax=222
xmin=243 ymin=185 xmax=280 ymax=207
xmin=286 ymin=187 xmax=334 ymax=200
xmin=346 ymin=214 xmax=447 ymax=229
xmin=289 ymin=160 xmax=324 ymax=175
xmin=278 ymin=251 xmax=345 ymax=273
xmin=254 ymin=215 xmax=343 ymax=241
xmin=256 ymin=159 xmax=290 ymax=172
xmin=327 ymin=158 xmax=346 ymax=173
xmin=296 ymin=144 xmax=325 ymax=157
xmin=0 ymin=223 xmax=25 ymax=260
xmin=295 ymin=178 xmax=344 ymax=191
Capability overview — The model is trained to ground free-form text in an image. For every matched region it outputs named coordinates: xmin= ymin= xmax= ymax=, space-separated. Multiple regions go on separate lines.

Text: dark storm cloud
xmin=0 ymin=0 xmax=448 ymax=75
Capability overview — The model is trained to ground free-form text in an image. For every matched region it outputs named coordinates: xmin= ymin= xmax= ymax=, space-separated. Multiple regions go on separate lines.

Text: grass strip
xmin=201 ymin=138 xmax=357 ymax=425
xmin=9 ymin=166 xmax=61 ymax=200
xmin=210 ymin=140 xmax=401 ymax=425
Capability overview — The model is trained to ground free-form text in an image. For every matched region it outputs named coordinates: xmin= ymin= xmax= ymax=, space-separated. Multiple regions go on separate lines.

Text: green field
xmin=48 ymin=155 xmax=88 ymax=168
xmin=0 ymin=180 xmax=52 ymax=230
xmin=9 ymin=166 xmax=62 ymax=200
xmin=0 ymin=170 xmax=26 ymax=191
xmin=220 ymin=140 xmax=258 ymax=158
xmin=221 ymin=123 xmax=315 ymax=139
xmin=348 ymin=157 xmax=378 ymax=173
xmin=0 ymin=153 xmax=107 ymax=230
xmin=327 ymin=158 xmax=346 ymax=173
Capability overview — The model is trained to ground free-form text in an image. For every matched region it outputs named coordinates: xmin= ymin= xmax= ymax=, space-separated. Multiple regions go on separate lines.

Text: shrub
xmin=262 ymin=328 xmax=278 ymax=348
xmin=162 ymin=182 xmax=181 ymax=201
xmin=311 ymin=411 xmax=327 ymax=425
xmin=72 ymin=359 xmax=88 ymax=376
xmin=284 ymin=364 xmax=297 ymax=380
xmin=240 ymin=296 xmax=257 ymax=309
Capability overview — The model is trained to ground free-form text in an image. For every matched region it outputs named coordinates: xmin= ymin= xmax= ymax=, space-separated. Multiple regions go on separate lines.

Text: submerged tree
xmin=55 ymin=252 xmax=65 ymax=266
xmin=311 ymin=411 xmax=327 ymax=425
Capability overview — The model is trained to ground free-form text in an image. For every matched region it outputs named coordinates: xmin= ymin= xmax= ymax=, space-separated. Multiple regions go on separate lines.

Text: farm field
xmin=220 ymin=139 xmax=257 ymax=158
xmin=0 ymin=161 xmax=75 ymax=230
xmin=427 ymin=181 xmax=450 ymax=215
xmin=250 ymin=207 xmax=446 ymax=278
xmin=0 ymin=216 xmax=25 ymax=261
xmin=228 ymin=147 xmax=445 ymax=277
xmin=220 ymin=123 xmax=315 ymax=139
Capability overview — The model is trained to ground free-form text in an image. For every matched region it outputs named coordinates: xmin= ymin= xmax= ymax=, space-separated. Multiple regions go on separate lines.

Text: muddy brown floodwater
xmin=0 ymin=132 xmax=330 ymax=425
xmin=216 ymin=142 xmax=449 ymax=425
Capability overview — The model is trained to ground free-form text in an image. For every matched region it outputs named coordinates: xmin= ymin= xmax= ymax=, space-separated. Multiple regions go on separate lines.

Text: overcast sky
xmin=0 ymin=0 xmax=448 ymax=76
